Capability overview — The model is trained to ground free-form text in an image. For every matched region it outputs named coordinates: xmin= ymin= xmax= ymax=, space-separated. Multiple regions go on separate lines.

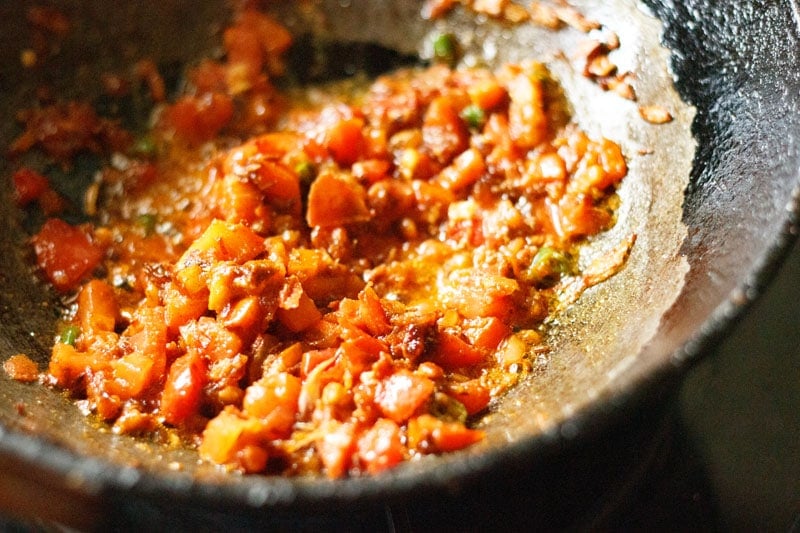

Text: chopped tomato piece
xmin=76 ymin=279 xmax=119 ymax=334
xmin=467 ymin=77 xmax=508 ymax=110
xmin=48 ymin=342 xmax=106 ymax=388
xmin=505 ymin=63 xmax=547 ymax=150
xmin=407 ymin=414 xmax=484 ymax=453
xmin=336 ymin=287 xmax=391 ymax=337
xmin=12 ymin=167 xmax=50 ymax=206
xmin=178 ymin=219 xmax=266 ymax=268
xmin=439 ymin=269 xmax=519 ymax=320
xmin=180 ymin=317 xmax=243 ymax=362
xmin=446 ymin=379 xmax=491 ymax=415
xmin=160 ymin=352 xmax=206 ymax=425
xmin=326 ymin=116 xmax=366 ymax=166
xmin=242 ymin=372 xmax=301 ymax=437
xmin=339 ymin=336 xmax=386 ymax=377
xmin=236 ymin=8 xmax=292 ymax=56
xmin=163 ymin=282 xmax=210 ymax=332
xmin=422 ymin=95 xmax=470 ymax=164
xmin=375 ymin=369 xmax=435 ymax=423
xmin=199 ymin=406 xmax=269 ymax=472
xmin=464 ymin=316 xmax=511 ymax=352
xmin=31 ymin=218 xmax=104 ymax=293
xmin=431 ymin=331 xmax=485 ymax=370
xmin=301 ymin=348 xmax=336 ymax=378
xmin=317 ymin=421 xmax=357 ymax=479
xmin=108 ymin=351 xmax=156 ymax=400
xmin=352 ymin=159 xmax=391 ymax=184
xmin=357 ymin=418 xmax=405 ymax=474
xmin=249 ymin=160 xmax=301 ymax=213
xmin=277 ymin=290 xmax=322 ymax=332
xmin=164 ymin=94 xmax=235 ymax=145
xmin=306 ymin=170 xmax=370 ymax=228
xmin=436 ymin=147 xmax=486 ymax=192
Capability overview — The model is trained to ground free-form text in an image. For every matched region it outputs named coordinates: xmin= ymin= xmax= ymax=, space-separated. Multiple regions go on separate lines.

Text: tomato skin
xmin=326 ymin=117 xmax=366 ymax=166
xmin=305 ymin=170 xmax=370 ymax=228
xmin=164 ymin=94 xmax=235 ymax=145
xmin=12 ymin=167 xmax=50 ymax=206
xmin=446 ymin=379 xmax=491 ymax=415
xmin=242 ymin=372 xmax=301 ymax=437
xmin=317 ymin=421 xmax=357 ymax=479
xmin=77 ymin=279 xmax=119 ymax=334
xmin=375 ymin=369 xmax=435 ymax=423
xmin=422 ymin=95 xmax=470 ymax=165
xmin=431 ymin=331 xmax=484 ymax=370
xmin=160 ymin=353 xmax=206 ymax=426
xmin=31 ymin=218 xmax=104 ymax=293
xmin=407 ymin=413 xmax=484 ymax=453
xmin=357 ymin=418 xmax=404 ymax=474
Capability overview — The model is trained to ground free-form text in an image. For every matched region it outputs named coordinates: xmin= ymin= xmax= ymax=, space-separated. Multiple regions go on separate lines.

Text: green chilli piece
xmin=295 ymin=160 xmax=317 ymax=185
xmin=136 ymin=213 xmax=158 ymax=235
xmin=132 ymin=134 xmax=157 ymax=157
xmin=527 ymin=245 xmax=573 ymax=285
xmin=60 ymin=325 xmax=80 ymax=346
xmin=460 ymin=104 xmax=486 ymax=129
xmin=432 ymin=33 xmax=459 ymax=66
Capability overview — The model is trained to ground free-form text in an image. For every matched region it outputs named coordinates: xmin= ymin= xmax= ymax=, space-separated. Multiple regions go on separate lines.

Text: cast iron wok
xmin=0 ymin=0 xmax=798 ymax=529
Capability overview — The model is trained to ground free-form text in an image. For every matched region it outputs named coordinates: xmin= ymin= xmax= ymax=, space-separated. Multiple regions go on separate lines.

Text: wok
xmin=0 ymin=0 xmax=798 ymax=529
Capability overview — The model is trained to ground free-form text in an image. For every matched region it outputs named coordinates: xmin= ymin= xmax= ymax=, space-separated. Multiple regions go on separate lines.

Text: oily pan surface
xmin=0 ymin=0 xmax=693 ymax=495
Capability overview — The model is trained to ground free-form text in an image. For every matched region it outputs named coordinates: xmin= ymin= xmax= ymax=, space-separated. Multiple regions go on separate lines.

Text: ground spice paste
xmin=11 ymin=5 xmax=630 ymax=477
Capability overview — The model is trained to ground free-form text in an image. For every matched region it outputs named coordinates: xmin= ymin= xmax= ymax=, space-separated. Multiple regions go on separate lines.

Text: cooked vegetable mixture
xmin=11 ymin=5 xmax=629 ymax=477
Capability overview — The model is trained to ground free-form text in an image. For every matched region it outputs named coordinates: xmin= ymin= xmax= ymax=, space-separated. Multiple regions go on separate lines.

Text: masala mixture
xmin=6 ymin=1 xmax=639 ymax=477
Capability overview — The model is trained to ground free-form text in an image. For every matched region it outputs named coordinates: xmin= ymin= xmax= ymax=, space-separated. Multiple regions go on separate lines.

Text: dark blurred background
xmin=677 ymin=236 xmax=800 ymax=530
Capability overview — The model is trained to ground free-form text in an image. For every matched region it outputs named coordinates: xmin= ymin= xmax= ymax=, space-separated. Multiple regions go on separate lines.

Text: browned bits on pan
xmin=586 ymin=52 xmax=616 ymax=78
xmin=528 ymin=2 xmax=562 ymax=29
xmin=528 ymin=1 xmax=603 ymax=32
xmin=602 ymin=72 xmax=637 ymax=101
xmin=3 ymin=354 xmax=39 ymax=383
xmin=552 ymin=3 xmax=601 ymax=32
xmin=424 ymin=0 xmax=600 ymax=29
xmin=638 ymin=104 xmax=674 ymax=124
xmin=559 ymin=233 xmax=637 ymax=306
xmin=101 ymin=73 xmax=131 ymax=98
xmin=581 ymin=233 xmax=637 ymax=288
xmin=422 ymin=0 xmax=459 ymax=19
xmin=26 ymin=6 xmax=71 ymax=37
xmin=9 ymin=102 xmax=133 ymax=162
xmin=24 ymin=6 xmax=71 ymax=66
xmin=134 ymin=59 xmax=167 ymax=103
xmin=604 ymin=30 xmax=620 ymax=51
xmin=472 ymin=0 xmax=508 ymax=17
xmin=503 ymin=3 xmax=531 ymax=23
xmin=574 ymin=36 xmax=637 ymax=101
xmin=423 ymin=0 xmax=636 ymax=102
